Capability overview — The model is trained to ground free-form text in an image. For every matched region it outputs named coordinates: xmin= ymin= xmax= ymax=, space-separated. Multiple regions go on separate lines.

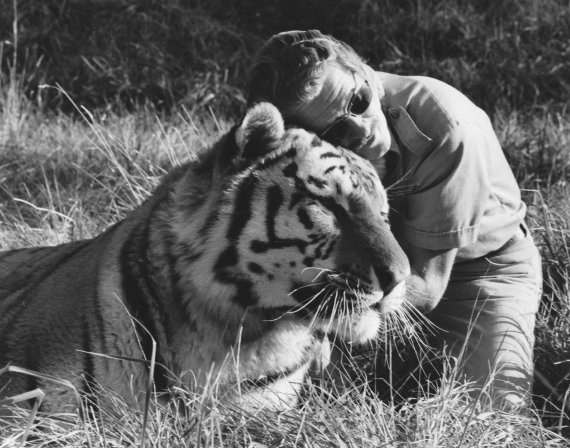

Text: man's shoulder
xmin=377 ymin=72 xmax=490 ymax=139
xmin=378 ymin=72 xmax=473 ymax=112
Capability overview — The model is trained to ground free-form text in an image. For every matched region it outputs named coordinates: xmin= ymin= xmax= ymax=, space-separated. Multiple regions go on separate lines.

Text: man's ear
xmin=235 ymin=102 xmax=285 ymax=161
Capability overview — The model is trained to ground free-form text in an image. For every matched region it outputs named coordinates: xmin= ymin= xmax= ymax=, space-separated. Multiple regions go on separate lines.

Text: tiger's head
xmin=174 ymin=102 xmax=410 ymax=346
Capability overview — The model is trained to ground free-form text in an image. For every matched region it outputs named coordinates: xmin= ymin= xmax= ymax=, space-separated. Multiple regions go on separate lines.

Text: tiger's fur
xmin=0 ymin=102 xmax=410 ymax=412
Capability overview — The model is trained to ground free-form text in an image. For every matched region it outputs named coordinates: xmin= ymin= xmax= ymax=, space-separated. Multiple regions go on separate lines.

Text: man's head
xmin=248 ymin=30 xmax=391 ymax=160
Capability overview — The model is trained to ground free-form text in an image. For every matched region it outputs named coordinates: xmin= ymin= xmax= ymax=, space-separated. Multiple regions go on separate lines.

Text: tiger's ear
xmin=235 ymin=102 xmax=285 ymax=161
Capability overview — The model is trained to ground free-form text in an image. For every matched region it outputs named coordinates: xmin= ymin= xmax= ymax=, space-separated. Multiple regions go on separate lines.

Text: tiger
xmin=0 ymin=102 xmax=410 ymax=413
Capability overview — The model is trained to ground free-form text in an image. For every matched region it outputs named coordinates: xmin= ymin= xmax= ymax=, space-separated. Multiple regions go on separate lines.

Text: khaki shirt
xmin=374 ymin=72 xmax=526 ymax=261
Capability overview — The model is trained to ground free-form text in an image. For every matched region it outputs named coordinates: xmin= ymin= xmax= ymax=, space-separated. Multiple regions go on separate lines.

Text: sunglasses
xmin=320 ymin=71 xmax=373 ymax=144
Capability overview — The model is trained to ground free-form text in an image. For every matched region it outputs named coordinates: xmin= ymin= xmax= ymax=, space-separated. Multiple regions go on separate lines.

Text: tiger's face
xmin=176 ymin=102 xmax=410 ymax=345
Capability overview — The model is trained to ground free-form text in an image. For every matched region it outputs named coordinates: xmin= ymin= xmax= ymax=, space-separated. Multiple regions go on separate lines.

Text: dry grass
xmin=1 ymin=371 xmax=567 ymax=447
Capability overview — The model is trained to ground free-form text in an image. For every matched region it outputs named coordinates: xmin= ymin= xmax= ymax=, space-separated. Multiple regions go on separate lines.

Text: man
xmin=247 ymin=30 xmax=542 ymax=409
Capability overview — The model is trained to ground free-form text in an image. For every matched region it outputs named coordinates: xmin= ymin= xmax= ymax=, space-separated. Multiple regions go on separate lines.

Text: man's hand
xmin=403 ymin=243 xmax=458 ymax=313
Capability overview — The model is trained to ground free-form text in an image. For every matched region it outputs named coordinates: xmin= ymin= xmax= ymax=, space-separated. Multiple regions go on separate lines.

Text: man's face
xmin=289 ymin=62 xmax=391 ymax=160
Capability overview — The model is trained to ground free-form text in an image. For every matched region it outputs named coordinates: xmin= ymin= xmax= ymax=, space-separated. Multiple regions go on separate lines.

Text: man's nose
xmin=343 ymin=117 xmax=370 ymax=150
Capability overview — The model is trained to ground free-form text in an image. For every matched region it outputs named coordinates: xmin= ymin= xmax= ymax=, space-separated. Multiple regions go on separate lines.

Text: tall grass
xmin=0 ymin=96 xmax=228 ymax=247
xmin=1 ymin=354 xmax=568 ymax=447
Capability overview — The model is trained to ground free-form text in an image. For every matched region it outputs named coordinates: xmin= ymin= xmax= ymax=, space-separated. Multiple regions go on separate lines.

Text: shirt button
xmin=388 ymin=109 xmax=400 ymax=119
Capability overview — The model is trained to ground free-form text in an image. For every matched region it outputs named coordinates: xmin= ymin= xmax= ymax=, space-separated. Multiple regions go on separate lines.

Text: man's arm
xmin=403 ymin=243 xmax=458 ymax=313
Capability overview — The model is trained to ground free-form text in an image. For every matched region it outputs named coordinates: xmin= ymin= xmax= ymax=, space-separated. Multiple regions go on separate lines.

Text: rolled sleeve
xmin=401 ymin=124 xmax=492 ymax=250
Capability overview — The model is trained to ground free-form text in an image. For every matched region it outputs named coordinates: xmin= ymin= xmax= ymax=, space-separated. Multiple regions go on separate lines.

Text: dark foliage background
xmin=1 ymin=0 xmax=569 ymax=116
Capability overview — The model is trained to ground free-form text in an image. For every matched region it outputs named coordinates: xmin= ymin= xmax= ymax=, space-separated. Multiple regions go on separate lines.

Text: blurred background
xmin=1 ymin=0 xmax=568 ymax=117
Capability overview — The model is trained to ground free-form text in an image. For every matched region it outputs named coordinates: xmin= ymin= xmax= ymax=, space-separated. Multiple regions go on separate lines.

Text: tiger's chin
xmin=330 ymin=309 xmax=382 ymax=345
xmin=372 ymin=281 xmax=407 ymax=314
xmin=311 ymin=280 xmax=407 ymax=345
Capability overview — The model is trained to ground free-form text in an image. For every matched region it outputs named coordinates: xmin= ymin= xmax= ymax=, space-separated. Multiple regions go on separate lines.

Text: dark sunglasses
xmin=320 ymin=72 xmax=373 ymax=144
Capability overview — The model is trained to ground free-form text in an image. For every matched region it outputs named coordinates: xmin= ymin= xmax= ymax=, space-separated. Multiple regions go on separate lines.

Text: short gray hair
xmin=247 ymin=30 xmax=366 ymax=120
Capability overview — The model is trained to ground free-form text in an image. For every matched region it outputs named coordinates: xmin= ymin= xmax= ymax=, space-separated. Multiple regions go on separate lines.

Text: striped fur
xmin=0 ymin=102 xmax=410 ymax=412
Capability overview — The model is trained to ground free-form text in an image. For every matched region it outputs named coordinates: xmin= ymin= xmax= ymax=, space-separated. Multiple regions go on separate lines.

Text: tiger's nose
xmin=374 ymin=263 xmax=410 ymax=296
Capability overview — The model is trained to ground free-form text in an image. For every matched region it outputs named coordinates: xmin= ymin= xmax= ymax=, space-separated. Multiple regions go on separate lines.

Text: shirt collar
xmin=377 ymin=76 xmax=401 ymax=158
xmin=366 ymin=80 xmax=395 ymax=179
